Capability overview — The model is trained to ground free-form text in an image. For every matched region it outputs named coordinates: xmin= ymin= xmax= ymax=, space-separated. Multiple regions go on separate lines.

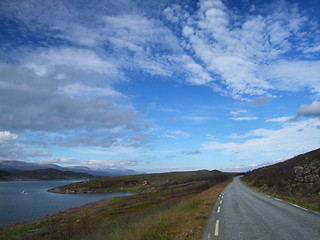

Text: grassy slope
xmin=48 ymin=170 xmax=231 ymax=194
xmin=242 ymin=148 xmax=320 ymax=212
xmin=0 ymin=170 xmax=236 ymax=240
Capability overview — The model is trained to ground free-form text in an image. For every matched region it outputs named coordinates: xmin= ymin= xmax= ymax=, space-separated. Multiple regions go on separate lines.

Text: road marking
xmin=275 ymin=198 xmax=284 ymax=202
xmin=291 ymin=203 xmax=308 ymax=211
xmin=207 ymin=233 xmax=211 ymax=239
xmin=217 ymin=206 xmax=221 ymax=213
xmin=215 ymin=220 xmax=219 ymax=236
xmin=220 ymin=200 xmax=222 ymax=204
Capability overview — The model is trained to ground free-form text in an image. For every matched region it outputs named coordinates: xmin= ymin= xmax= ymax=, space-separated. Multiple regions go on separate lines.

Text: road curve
xmin=202 ymin=177 xmax=320 ymax=240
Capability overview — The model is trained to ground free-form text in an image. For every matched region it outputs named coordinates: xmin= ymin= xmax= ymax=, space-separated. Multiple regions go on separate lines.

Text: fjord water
xmin=0 ymin=180 xmax=131 ymax=227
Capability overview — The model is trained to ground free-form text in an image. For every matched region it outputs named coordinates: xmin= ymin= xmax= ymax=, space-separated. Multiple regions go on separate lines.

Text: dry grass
xmin=0 ymin=171 xmax=235 ymax=240
xmin=93 ymin=179 xmax=232 ymax=240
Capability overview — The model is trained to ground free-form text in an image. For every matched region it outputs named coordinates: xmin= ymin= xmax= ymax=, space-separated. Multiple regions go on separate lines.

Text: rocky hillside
xmin=243 ymin=148 xmax=320 ymax=204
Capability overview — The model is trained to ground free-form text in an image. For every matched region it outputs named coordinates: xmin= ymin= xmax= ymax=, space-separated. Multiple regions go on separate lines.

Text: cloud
xmin=0 ymin=131 xmax=50 ymax=160
xmin=250 ymin=97 xmax=270 ymax=106
xmin=0 ymin=131 xmax=18 ymax=143
xmin=57 ymin=83 xmax=124 ymax=99
xmin=230 ymin=117 xmax=258 ymax=121
xmin=297 ymin=101 xmax=320 ymax=117
xmin=36 ymin=157 xmax=77 ymax=165
xmin=203 ymin=118 xmax=320 ymax=156
xmin=230 ymin=110 xmax=257 ymax=121
xmin=219 ymin=158 xmax=286 ymax=172
xmin=81 ymin=159 xmax=137 ymax=168
xmin=230 ymin=110 xmax=247 ymax=115
xmin=266 ymin=117 xmax=292 ymax=122
xmin=162 ymin=130 xmax=191 ymax=139
xmin=182 ymin=149 xmax=201 ymax=155
xmin=263 ymin=61 xmax=320 ymax=96
xmin=0 ymin=63 xmax=140 ymax=132
xmin=171 ymin=0 xmax=320 ymax=98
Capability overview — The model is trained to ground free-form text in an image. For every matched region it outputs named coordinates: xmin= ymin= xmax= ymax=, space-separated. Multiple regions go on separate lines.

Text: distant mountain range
xmin=0 ymin=168 xmax=95 ymax=181
xmin=0 ymin=160 xmax=139 ymax=177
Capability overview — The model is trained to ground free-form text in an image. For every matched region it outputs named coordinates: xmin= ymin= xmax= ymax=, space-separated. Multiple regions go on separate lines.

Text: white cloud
xmin=36 ymin=157 xmax=77 ymax=165
xmin=263 ymin=61 xmax=320 ymax=95
xmin=230 ymin=110 xmax=247 ymax=115
xmin=23 ymin=47 xmax=117 ymax=77
xmin=230 ymin=117 xmax=258 ymax=121
xmin=0 ymin=131 xmax=18 ymax=143
xmin=203 ymin=118 xmax=320 ymax=156
xmin=57 ymin=83 xmax=124 ymax=99
xmin=219 ymin=158 xmax=286 ymax=172
xmin=176 ymin=0 xmax=320 ymax=98
xmin=266 ymin=117 xmax=292 ymax=122
xmin=81 ymin=159 xmax=137 ymax=168
xmin=162 ymin=130 xmax=190 ymax=139
xmin=297 ymin=101 xmax=320 ymax=117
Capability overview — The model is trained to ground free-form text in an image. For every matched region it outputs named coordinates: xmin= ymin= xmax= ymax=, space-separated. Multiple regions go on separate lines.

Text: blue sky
xmin=1 ymin=0 xmax=320 ymax=173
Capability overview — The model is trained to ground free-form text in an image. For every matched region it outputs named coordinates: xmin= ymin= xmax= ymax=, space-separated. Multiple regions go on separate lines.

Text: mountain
xmin=0 ymin=160 xmax=139 ymax=177
xmin=0 ymin=168 xmax=95 ymax=181
xmin=243 ymin=148 xmax=320 ymax=208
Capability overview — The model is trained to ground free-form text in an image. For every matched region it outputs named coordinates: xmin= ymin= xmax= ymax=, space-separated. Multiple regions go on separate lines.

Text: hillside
xmin=243 ymin=148 xmax=320 ymax=210
xmin=0 ymin=168 xmax=95 ymax=181
xmin=49 ymin=169 xmax=234 ymax=194
xmin=1 ymin=170 xmax=238 ymax=240
xmin=0 ymin=160 xmax=139 ymax=176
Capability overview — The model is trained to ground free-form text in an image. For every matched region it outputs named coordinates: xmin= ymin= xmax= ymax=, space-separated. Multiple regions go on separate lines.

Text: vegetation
xmin=48 ymin=169 xmax=231 ymax=194
xmin=0 ymin=168 xmax=95 ymax=181
xmin=0 ymin=170 xmax=236 ymax=240
xmin=243 ymin=148 xmax=320 ymax=212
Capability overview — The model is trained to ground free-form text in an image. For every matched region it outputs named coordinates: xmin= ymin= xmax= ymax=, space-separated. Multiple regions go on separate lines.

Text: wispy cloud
xmin=182 ymin=149 xmax=201 ymax=155
xmin=230 ymin=117 xmax=258 ymax=121
xmin=203 ymin=118 xmax=320 ymax=157
xmin=166 ymin=0 xmax=320 ymax=98
xmin=162 ymin=130 xmax=190 ymax=139
xmin=266 ymin=117 xmax=293 ymax=122
xmin=81 ymin=159 xmax=137 ymax=168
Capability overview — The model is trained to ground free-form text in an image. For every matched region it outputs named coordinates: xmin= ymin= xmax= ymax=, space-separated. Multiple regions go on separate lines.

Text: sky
xmin=1 ymin=0 xmax=320 ymax=173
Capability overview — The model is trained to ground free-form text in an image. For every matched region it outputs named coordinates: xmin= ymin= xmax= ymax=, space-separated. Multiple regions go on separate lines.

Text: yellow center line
xmin=215 ymin=220 xmax=220 ymax=236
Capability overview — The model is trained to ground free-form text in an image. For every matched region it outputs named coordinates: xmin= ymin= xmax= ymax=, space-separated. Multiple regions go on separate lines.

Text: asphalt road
xmin=202 ymin=177 xmax=320 ymax=240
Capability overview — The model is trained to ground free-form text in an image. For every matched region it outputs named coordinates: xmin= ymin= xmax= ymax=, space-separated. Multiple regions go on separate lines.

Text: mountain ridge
xmin=0 ymin=160 xmax=140 ymax=177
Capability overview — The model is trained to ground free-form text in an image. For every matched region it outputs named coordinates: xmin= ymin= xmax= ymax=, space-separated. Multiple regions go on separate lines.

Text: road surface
xmin=202 ymin=177 xmax=320 ymax=240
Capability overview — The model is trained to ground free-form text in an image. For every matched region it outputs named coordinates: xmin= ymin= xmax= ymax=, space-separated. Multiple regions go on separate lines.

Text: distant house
xmin=67 ymin=189 xmax=76 ymax=193
xmin=166 ymin=179 xmax=170 ymax=183
xmin=142 ymin=181 xmax=149 ymax=185
xmin=130 ymin=183 xmax=136 ymax=186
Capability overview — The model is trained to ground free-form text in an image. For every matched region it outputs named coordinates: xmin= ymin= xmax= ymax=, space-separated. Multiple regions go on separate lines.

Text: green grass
xmin=0 ymin=171 xmax=236 ymax=240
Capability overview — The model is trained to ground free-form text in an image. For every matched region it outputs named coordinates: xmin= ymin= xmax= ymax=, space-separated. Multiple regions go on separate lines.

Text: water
xmin=0 ymin=180 xmax=132 ymax=227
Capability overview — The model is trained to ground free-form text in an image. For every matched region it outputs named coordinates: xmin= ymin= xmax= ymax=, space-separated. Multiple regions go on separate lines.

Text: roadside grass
xmin=89 ymin=179 xmax=232 ymax=240
xmin=0 ymin=171 xmax=235 ymax=240
xmin=241 ymin=178 xmax=320 ymax=213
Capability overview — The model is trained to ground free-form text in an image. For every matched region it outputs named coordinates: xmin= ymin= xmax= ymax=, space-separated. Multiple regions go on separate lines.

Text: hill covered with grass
xmin=1 ymin=170 xmax=238 ymax=240
xmin=243 ymin=148 xmax=320 ymax=211
xmin=49 ymin=169 xmax=233 ymax=194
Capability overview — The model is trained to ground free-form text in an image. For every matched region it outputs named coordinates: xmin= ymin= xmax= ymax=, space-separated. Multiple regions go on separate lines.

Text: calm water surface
xmin=0 ymin=180 xmax=131 ymax=227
